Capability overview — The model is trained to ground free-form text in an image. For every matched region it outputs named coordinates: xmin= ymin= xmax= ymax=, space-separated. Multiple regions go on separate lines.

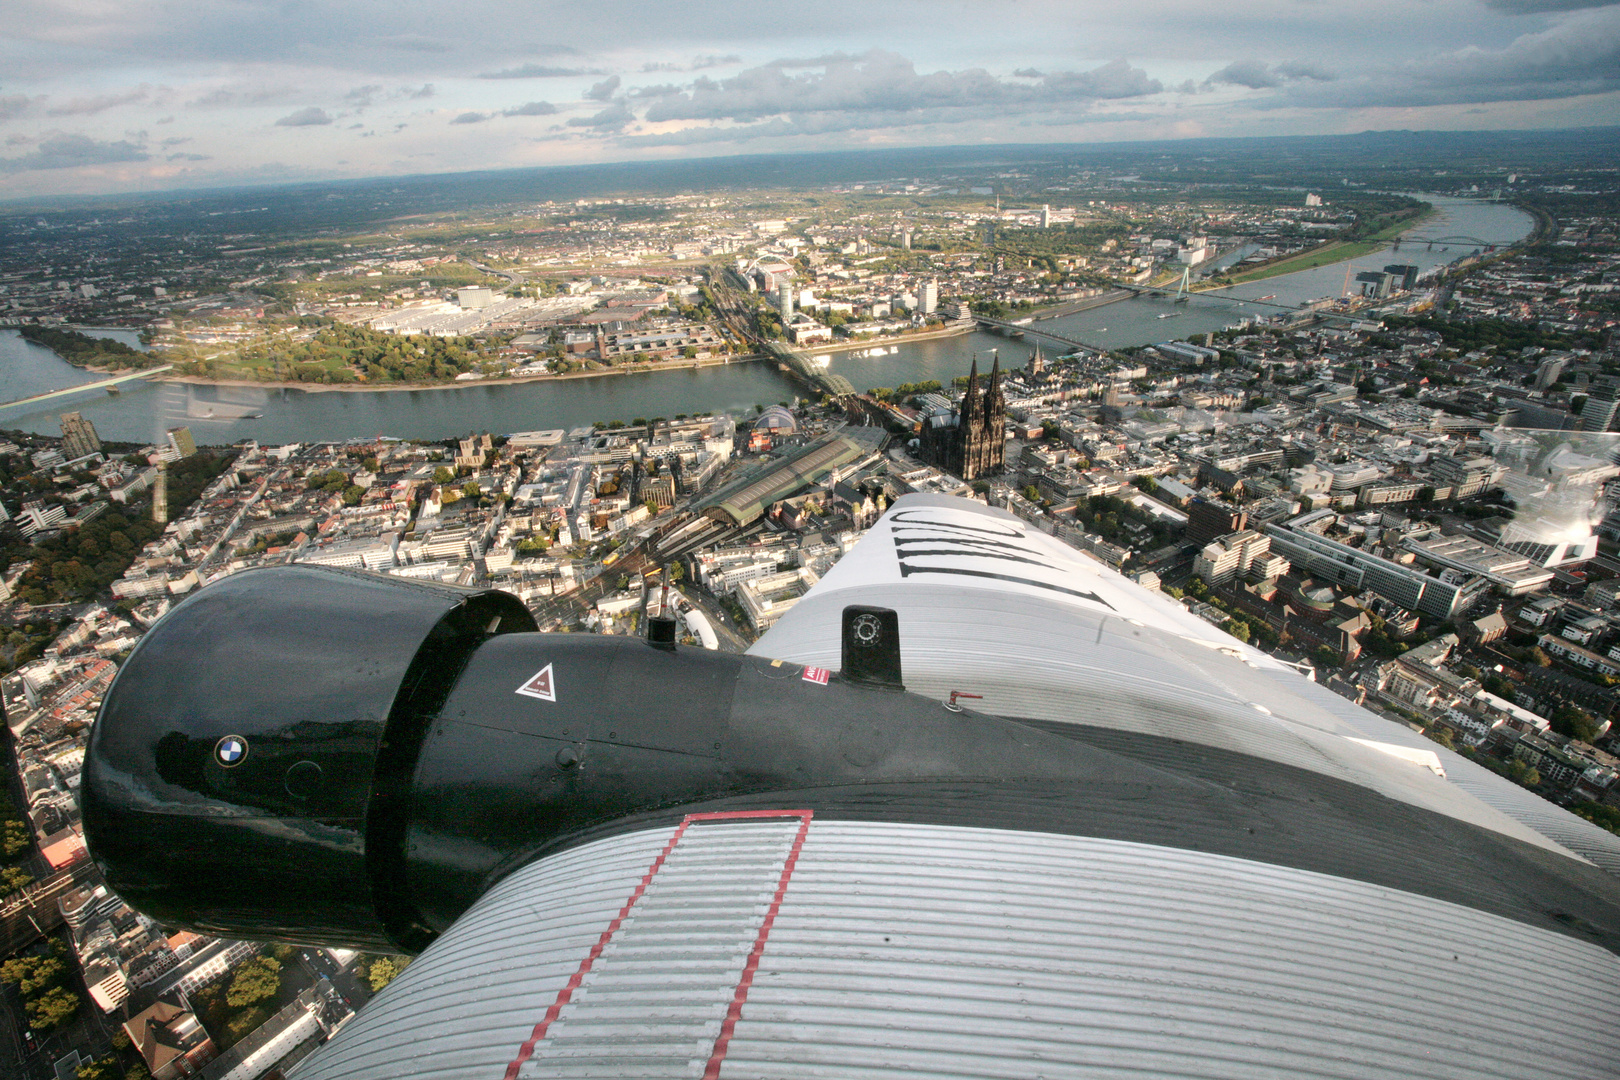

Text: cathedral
xmin=917 ymin=355 xmax=1007 ymax=480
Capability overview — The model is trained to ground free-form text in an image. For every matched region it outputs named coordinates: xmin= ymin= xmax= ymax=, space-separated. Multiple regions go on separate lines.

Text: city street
xmin=675 ymin=584 xmax=753 ymax=653
xmin=296 ymin=949 xmax=372 ymax=1015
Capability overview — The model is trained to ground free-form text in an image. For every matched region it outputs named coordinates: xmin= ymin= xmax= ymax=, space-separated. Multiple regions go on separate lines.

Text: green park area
xmin=1217 ymin=203 xmax=1439 ymax=286
xmin=190 ymin=949 xmax=308 ymax=1051
xmin=0 ymin=940 xmax=82 ymax=1034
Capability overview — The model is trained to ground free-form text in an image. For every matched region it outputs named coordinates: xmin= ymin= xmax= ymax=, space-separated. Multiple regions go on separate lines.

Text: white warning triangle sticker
xmin=515 ymin=663 xmax=556 ymax=702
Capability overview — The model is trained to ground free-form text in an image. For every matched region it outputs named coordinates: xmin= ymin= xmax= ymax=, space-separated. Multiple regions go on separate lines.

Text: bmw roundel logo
xmin=215 ymin=735 xmax=248 ymax=768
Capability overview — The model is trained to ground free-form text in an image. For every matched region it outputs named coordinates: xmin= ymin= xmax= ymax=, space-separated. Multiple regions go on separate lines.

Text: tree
xmin=225 ymin=956 xmax=282 ymax=1008
xmin=75 ymin=1055 xmax=122 ymax=1080
xmin=367 ymin=955 xmax=410 ymax=991
xmin=341 ymin=485 xmax=366 ymax=507
xmin=1133 ymin=475 xmax=1159 ymax=494
xmin=462 ymin=481 xmax=481 ymax=500
xmin=0 ymin=866 xmax=33 ymax=895
xmin=433 ymin=466 xmax=455 ymax=485
xmin=1551 ymin=703 xmax=1601 ymax=742
xmin=26 ymin=986 xmax=79 ymax=1029
xmin=1223 ymin=618 xmax=1251 ymax=643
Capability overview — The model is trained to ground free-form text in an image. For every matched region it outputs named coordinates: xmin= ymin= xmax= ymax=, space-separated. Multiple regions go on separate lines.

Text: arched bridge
xmin=761 ymin=341 xmax=855 ymax=397
xmin=1393 ymin=235 xmax=1497 ymax=249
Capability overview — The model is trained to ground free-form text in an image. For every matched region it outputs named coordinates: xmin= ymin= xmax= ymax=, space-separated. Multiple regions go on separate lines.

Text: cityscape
xmin=2 ymin=2 xmax=1620 ymax=1075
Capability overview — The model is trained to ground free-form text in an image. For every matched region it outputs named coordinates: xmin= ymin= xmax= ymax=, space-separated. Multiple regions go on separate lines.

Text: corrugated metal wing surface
xmin=293 ymin=822 xmax=1620 ymax=1079
xmin=291 ymin=830 xmax=676 ymax=1080
xmin=725 ymin=822 xmax=1620 ymax=1080
xmin=517 ymin=817 xmax=802 ymax=1078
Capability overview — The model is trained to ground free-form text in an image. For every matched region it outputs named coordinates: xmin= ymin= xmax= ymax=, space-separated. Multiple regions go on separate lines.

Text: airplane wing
xmin=80 ymin=495 xmax=1620 ymax=1079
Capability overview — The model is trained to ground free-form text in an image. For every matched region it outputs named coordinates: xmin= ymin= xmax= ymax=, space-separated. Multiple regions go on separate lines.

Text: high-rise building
xmin=918 ymin=281 xmax=938 ymax=316
xmin=152 ymin=462 xmax=168 ymax=524
xmin=1534 ymin=354 xmax=1568 ymax=391
xmin=1185 ymin=499 xmax=1248 ymax=545
xmin=1384 ymin=264 xmax=1420 ymax=291
xmin=59 ymin=412 xmax=101 ymax=461
xmin=900 ymin=229 xmax=912 ymax=250
xmin=1581 ymin=379 xmax=1620 ymax=432
xmin=916 ymin=357 xmax=1006 ymax=481
xmin=1040 ymin=205 xmax=1052 ymax=228
xmin=776 ymin=282 xmax=793 ymax=322
xmin=167 ymin=426 xmax=196 ymax=458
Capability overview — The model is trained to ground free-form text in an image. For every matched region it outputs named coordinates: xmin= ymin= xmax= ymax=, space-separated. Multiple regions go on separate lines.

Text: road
xmin=295 ymin=948 xmax=372 ymax=1016
xmin=0 ymin=933 xmax=119 ymax=1080
xmin=676 ymin=583 xmax=752 ymax=653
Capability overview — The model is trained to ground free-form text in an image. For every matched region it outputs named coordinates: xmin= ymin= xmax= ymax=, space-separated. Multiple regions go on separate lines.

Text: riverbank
xmin=1219 ymin=202 xmax=1441 ymax=286
xmin=155 ymin=351 xmax=769 ymax=394
xmin=115 ymin=325 xmax=982 ymax=395
xmin=804 ymin=323 xmax=976 ymax=357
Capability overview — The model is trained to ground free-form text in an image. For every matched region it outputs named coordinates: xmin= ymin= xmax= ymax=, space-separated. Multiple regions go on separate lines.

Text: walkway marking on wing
xmin=502 ymin=809 xmax=813 ymax=1080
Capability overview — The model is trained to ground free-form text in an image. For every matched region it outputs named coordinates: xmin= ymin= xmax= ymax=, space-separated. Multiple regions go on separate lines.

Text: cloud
xmin=187 ymin=89 xmax=236 ymax=108
xmin=160 ymin=136 xmax=190 ymax=146
xmin=640 ymin=51 xmax=1162 ymax=125
xmin=155 ymin=114 xmax=174 ymax=124
xmin=0 ymin=133 xmax=149 ymax=172
xmin=346 ymin=84 xmax=383 ymax=106
xmin=567 ymin=101 xmax=635 ymax=129
xmin=1282 ymin=4 xmax=1620 ymax=107
xmin=502 ymin=100 xmax=558 ymax=116
xmin=186 ymin=85 xmax=299 ymax=109
xmin=46 ymin=86 xmax=154 ymax=116
xmin=381 ymin=35 xmax=450 ymax=53
xmin=641 ymin=54 xmax=742 ymax=73
xmin=274 ymin=107 xmax=334 ymax=127
xmin=1275 ymin=61 xmax=1336 ymax=81
xmin=1481 ymin=0 xmax=1613 ymax=10
xmin=167 ymin=152 xmax=210 ymax=161
xmin=629 ymin=82 xmax=683 ymax=98
xmin=450 ymin=111 xmax=488 ymax=124
xmin=478 ymin=63 xmax=602 ymax=79
xmin=0 ymin=95 xmax=40 ymax=121
xmin=1012 ymin=68 xmax=1044 ymax=79
xmin=1205 ymin=59 xmax=1334 ymax=89
xmin=407 ymin=83 xmax=435 ymax=99
xmin=585 ymin=75 xmax=621 ymax=101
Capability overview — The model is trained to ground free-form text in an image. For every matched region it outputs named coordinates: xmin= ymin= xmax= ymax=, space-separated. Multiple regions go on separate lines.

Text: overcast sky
xmin=1 ymin=0 xmax=1616 ymax=198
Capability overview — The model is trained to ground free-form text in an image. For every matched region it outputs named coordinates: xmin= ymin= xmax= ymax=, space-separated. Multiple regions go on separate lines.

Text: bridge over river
xmin=974 ymin=316 xmax=1106 ymax=354
xmin=760 ymin=341 xmax=855 ymax=397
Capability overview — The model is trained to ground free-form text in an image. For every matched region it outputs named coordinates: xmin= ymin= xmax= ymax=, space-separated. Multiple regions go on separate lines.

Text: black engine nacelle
xmin=83 ymin=566 xmax=1093 ymax=952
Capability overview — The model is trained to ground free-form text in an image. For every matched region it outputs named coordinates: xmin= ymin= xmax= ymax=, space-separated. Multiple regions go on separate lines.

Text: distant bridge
xmin=975 ymin=316 xmax=1105 ymax=354
xmin=1393 ymin=235 xmax=1496 ymax=249
xmin=0 ymin=364 xmax=174 ymax=413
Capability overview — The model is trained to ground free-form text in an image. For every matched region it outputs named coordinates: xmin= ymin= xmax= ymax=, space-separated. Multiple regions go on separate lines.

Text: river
xmin=0 ymin=195 xmax=1533 ymax=446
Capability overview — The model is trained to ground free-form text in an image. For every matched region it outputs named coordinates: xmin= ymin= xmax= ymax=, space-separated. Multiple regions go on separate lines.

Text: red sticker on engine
xmin=802 ymin=666 xmax=830 ymax=685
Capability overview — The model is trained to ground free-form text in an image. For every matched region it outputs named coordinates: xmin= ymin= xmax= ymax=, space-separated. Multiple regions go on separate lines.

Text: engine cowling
xmin=83 ymin=565 xmax=1103 ymax=952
